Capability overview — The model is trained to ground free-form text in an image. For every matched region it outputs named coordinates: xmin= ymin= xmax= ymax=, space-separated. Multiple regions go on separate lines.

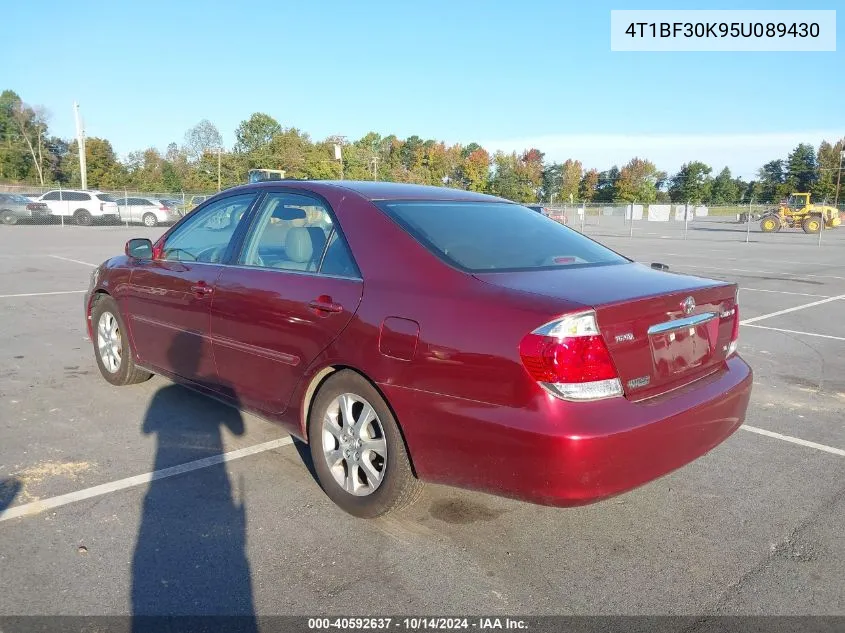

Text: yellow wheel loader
xmin=759 ymin=193 xmax=842 ymax=234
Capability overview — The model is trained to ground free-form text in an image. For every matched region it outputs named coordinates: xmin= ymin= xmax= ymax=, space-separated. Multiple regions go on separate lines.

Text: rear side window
xmin=378 ymin=201 xmax=628 ymax=272
xmin=96 ymin=194 xmax=115 ymax=202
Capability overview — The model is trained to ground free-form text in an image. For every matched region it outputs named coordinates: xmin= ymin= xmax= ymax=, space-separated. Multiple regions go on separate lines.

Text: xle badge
xmin=628 ymin=376 xmax=651 ymax=389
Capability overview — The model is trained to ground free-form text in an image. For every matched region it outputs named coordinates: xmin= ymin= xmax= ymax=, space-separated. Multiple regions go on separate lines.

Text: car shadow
xmin=0 ymin=477 xmax=22 ymax=512
xmin=131 ymin=331 xmax=257 ymax=632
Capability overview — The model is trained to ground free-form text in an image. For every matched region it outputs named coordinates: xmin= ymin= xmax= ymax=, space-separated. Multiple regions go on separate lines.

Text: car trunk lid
xmin=475 ymin=262 xmax=739 ymax=400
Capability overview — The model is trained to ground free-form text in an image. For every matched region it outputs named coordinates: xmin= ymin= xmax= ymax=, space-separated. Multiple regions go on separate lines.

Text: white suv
xmin=37 ymin=190 xmax=120 ymax=226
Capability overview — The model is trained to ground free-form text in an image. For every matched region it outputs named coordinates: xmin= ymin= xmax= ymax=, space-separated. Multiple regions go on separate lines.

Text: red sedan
xmin=84 ymin=181 xmax=752 ymax=518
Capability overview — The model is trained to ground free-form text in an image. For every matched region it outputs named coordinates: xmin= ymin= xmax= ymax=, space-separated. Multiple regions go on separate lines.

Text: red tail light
xmin=519 ymin=311 xmax=622 ymax=401
xmin=160 ymin=206 xmax=169 ymax=211
xmin=728 ymin=304 xmax=740 ymax=356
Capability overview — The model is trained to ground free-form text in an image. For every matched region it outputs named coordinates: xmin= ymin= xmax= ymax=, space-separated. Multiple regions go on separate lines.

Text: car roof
xmin=226 ymin=180 xmax=508 ymax=203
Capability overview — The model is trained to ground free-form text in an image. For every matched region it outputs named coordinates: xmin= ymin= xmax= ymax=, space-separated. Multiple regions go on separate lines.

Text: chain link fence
xmin=0 ymin=183 xmax=217 ymax=228
xmin=541 ymin=202 xmax=845 ymax=245
xmin=1 ymin=183 xmax=843 ymax=245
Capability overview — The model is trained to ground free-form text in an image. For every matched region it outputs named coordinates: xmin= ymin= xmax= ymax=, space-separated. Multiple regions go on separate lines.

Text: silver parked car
xmin=113 ymin=197 xmax=182 ymax=227
xmin=0 ymin=193 xmax=51 ymax=225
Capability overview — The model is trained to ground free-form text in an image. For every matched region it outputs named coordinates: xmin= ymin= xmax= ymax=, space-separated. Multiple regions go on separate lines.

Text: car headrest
xmin=285 ymin=227 xmax=327 ymax=263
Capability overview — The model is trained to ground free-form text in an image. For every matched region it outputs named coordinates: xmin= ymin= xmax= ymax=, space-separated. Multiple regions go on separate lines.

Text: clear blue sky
xmin=2 ymin=0 xmax=842 ymax=178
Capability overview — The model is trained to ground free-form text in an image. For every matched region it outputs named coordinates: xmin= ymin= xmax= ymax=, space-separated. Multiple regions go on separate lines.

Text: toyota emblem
xmin=682 ymin=296 xmax=696 ymax=316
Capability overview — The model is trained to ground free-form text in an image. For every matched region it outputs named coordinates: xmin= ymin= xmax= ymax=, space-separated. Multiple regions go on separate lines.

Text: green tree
xmin=758 ymin=160 xmax=788 ymax=202
xmin=669 ymin=161 xmax=712 ymax=204
xmin=616 ymin=158 xmax=660 ymax=203
xmin=579 ymin=168 xmax=599 ymax=201
xmin=710 ymin=167 xmax=741 ymax=204
xmin=559 ymin=159 xmax=582 ymax=203
xmin=459 ymin=147 xmax=490 ymax=192
xmin=812 ymin=139 xmax=844 ymax=202
xmin=594 ymin=166 xmax=619 ymax=202
xmin=234 ymin=113 xmax=282 ymax=156
xmin=63 ymin=138 xmax=124 ymax=189
xmin=541 ymin=163 xmax=562 ymax=202
xmin=785 ymin=143 xmax=817 ymax=193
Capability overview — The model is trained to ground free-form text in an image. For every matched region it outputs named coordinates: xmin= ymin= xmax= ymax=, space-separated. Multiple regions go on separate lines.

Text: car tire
xmin=90 ymin=295 xmax=153 ymax=386
xmin=142 ymin=212 xmax=158 ymax=228
xmin=1 ymin=210 xmax=17 ymax=225
xmin=308 ymin=370 xmax=423 ymax=518
xmin=74 ymin=209 xmax=93 ymax=226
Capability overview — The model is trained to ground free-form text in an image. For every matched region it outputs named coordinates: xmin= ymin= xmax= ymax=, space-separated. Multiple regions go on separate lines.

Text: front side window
xmin=42 ymin=191 xmax=60 ymax=201
xmin=238 ymin=192 xmax=356 ymax=276
xmin=378 ymin=201 xmax=629 ymax=272
xmin=161 ymin=194 xmax=255 ymax=263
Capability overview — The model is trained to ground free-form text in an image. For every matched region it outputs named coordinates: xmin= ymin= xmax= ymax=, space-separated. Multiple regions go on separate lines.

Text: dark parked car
xmin=0 ymin=193 xmax=50 ymax=225
xmin=84 ymin=181 xmax=752 ymax=518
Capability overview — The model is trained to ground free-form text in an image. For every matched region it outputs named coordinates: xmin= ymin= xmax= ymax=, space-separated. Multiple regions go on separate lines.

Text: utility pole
xmin=73 ymin=102 xmax=87 ymax=190
xmin=835 ymin=149 xmax=845 ymax=209
xmin=217 ymin=147 xmax=222 ymax=192
xmin=371 ymin=155 xmax=379 ymax=181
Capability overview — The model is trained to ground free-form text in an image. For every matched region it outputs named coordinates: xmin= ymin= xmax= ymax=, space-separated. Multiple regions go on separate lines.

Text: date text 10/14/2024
xmin=307 ymin=617 xmax=528 ymax=631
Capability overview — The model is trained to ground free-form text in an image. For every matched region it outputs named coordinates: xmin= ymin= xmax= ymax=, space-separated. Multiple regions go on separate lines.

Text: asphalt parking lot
xmin=1 ymin=222 xmax=844 ymax=620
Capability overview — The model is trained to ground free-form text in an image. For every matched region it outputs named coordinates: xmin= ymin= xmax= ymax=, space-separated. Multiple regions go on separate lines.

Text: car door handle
xmin=191 ymin=284 xmax=214 ymax=298
xmin=309 ymin=296 xmax=343 ymax=313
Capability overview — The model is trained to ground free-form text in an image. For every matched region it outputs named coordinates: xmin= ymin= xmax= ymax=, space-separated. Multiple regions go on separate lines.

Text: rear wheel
xmin=142 ymin=212 xmax=158 ymax=227
xmin=90 ymin=295 xmax=152 ymax=386
xmin=760 ymin=215 xmax=781 ymax=233
xmin=1 ymin=210 xmax=17 ymax=225
xmin=308 ymin=370 xmax=422 ymax=518
xmin=74 ymin=209 xmax=93 ymax=226
xmin=802 ymin=216 xmax=821 ymax=234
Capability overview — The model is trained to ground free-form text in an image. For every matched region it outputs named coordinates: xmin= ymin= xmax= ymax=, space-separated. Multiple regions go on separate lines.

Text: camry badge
xmin=682 ymin=296 xmax=696 ymax=316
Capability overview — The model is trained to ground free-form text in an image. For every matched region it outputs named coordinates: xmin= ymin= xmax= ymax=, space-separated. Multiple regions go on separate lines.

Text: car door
xmin=40 ymin=191 xmax=69 ymax=217
xmin=209 ymin=191 xmax=363 ymax=415
xmin=124 ymin=193 xmax=257 ymax=388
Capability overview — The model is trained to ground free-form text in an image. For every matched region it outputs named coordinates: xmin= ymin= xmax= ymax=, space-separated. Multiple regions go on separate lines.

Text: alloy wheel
xmin=97 ymin=311 xmax=122 ymax=373
xmin=321 ymin=393 xmax=388 ymax=496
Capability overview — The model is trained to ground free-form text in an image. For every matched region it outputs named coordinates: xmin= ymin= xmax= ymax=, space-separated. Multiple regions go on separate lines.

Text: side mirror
xmin=126 ymin=238 xmax=153 ymax=260
xmin=651 ymin=262 xmax=670 ymax=271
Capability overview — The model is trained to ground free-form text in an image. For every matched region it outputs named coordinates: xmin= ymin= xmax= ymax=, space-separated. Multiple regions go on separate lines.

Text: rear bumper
xmin=381 ymin=355 xmax=752 ymax=507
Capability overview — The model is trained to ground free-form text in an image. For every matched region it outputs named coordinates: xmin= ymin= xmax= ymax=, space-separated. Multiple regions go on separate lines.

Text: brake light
xmin=727 ymin=304 xmax=740 ymax=357
xmin=159 ymin=206 xmax=169 ymax=211
xmin=519 ymin=311 xmax=622 ymax=401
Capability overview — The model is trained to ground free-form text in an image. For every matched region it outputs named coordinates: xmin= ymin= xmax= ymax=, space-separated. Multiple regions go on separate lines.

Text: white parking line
xmin=49 ymin=255 xmax=97 ymax=267
xmin=663 ymin=252 xmax=841 ymax=268
xmin=0 ymin=290 xmax=86 ymax=299
xmin=677 ymin=264 xmax=845 ymax=281
xmin=742 ymin=425 xmax=845 ymax=457
xmin=740 ymin=288 xmax=830 ymax=298
xmin=0 ymin=437 xmax=294 ymax=523
xmin=742 ymin=324 xmax=845 ymax=342
xmin=740 ymin=294 xmax=845 ymax=325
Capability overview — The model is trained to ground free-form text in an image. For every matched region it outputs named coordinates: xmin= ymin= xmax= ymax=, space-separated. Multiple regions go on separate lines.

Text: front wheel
xmin=1 ymin=210 xmax=17 ymax=225
xmin=308 ymin=370 xmax=423 ymax=518
xmin=90 ymin=295 xmax=153 ymax=386
xmin=760 ymin=215 xmax=781 ymax=233
xmin=142 ymin=212 xmax=158 ymax=227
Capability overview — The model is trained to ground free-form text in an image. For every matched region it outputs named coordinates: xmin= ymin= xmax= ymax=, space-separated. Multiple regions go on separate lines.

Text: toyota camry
xmin=84 ymin=181 xmax=752 ymax=518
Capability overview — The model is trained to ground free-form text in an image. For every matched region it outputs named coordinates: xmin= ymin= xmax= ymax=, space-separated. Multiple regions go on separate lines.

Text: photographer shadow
xmin=131 ymin=331 xmax=257 ymax=633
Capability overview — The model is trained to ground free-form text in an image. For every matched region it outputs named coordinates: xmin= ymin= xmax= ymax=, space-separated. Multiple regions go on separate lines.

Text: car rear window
xmin=378 ymin=201 xmax=629 ymax=272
